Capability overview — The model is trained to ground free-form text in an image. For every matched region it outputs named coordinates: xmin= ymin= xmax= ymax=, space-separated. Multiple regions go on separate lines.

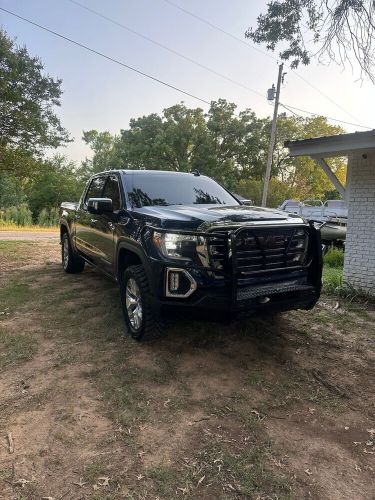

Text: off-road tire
xmin=61 ymin=232 xmax=85 ymax=274
xmin=121 ymin=265 xmax=163 ymax=341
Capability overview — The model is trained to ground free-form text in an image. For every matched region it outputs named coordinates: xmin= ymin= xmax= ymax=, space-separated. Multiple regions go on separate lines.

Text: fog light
xmin=169 ymin=271 xmax=180 ymax=292
xmin=165 ymin=268 xmax=197 ymax=298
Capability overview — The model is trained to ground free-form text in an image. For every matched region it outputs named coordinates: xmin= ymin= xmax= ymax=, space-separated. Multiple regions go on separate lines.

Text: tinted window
xmin=84 ymin=176 xmax=106 ymax=205
xmin=125 ymin=173 xmax=238 ymax=208
xmin=103 ymin=176 xmax=121 ymax=211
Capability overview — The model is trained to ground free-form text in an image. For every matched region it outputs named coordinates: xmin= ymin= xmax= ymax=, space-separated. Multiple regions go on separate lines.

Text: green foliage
xmin=246 ymin=1 xmax=375 ymax=82
xmin=324 ymin=247 xmax=345 ymax=268
xmin=83 ymin=101 xmax=270 ymax=190
xmin=26 ymin=155 xmax=84 ymax=217
xmin=37 ymin=207 xmax=59 ymax=227
xmin=322 ymin=267 xmax=370 ymax=302
xmin=272 ymin=114 xmax=346 ymax=200
xmin=236 ymin=177 xmax=298 ymax=207
xmin=83 ymin=101 xmax=346 ymax=198
xmin=2 ymin=203 xmax=33 ymax=226
xmin=0 ymin=155 xmax=77 ymax=225
xmin=0 ymin=29 xmax=70 ymax=175
xmin=323 ymin=267 xmax=343 ymax=293
xmin=0 ymin=172 xmax=26 ymax=207
xmin=81 ymin=130 xmax=119 ymax=176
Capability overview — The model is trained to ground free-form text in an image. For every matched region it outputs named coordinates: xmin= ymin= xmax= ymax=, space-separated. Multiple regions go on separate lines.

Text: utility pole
xmin=261 ymin=63 xmax=283 ymax=207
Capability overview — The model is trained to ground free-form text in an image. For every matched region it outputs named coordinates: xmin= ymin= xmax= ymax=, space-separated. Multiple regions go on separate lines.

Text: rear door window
xmin=103 ymin=175 xmax=122 ymax=211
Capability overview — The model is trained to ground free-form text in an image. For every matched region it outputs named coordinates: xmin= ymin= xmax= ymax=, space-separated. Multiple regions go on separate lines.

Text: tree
xmin=80 ymin=130 xmax=118 ymax=177
xmin=115 ymin=105 xmax=208 ymax=172
xmin=86 ymin=100 xmax=270 ymax=190
xmin=82 ymin=101 xmax=347 ymax=204
xmin=26 ymin=156 xmax=84 ymax=217
xmin=0 ymin=30 xmax=70 ymax=173
xmin=0 ymin=172 xmax=26 ymax=209
xmin=236 ymin=114 xmax=347 ymax=205
xmin=246 ymin=1 xmax=375 ymax=82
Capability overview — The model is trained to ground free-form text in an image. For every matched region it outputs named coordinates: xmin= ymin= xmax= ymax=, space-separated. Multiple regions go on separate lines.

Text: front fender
xmin=116 ymin=240 xmax=156 ymax=293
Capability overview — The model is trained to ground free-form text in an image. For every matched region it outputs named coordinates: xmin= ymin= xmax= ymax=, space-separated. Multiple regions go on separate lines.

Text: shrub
xmin=2 ymin=204 xmax=33 ymax=226
xmin=0 ymin=218 xmax=18 ymax=229
xmin=37 ymin=207 xmax=59 ymax=227
xmin=323 ymin=246 xmax=344 ymax=268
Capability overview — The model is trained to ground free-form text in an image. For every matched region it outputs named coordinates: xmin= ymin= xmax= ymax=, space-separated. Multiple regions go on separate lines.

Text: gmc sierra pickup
xmin=60 ymin=170 xmax=322 ymax=340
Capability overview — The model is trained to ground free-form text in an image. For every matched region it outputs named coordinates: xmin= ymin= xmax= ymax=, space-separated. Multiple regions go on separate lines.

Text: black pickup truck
xmin=60 ymin=170 xmax=322 ymax=340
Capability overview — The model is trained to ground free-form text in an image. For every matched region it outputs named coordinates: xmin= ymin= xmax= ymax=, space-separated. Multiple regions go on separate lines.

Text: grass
xmin=321 ymin=246 xmax=372 ymax=301
xmin=322 ymin=264 xmax=373 ymax=302
xmin=323 ymin=246 xmax=345 ymax=268
xmin=323 ymin=266 xmax=344 ymax=293
xmin=221 ymin=446 xmax=292 ymax=498
xmin=1 ymin=239 xmax=374 ymax=499
xmin=322 ymin=247 xmax=345 ymax=294
xmin=0 ymin=279 xmax=33 ymax=312
xmin=0 ymin=240 xmax=39 ymax=264
xmin=0 ymin=223 xmax=58 ymax=231
xmin=145 ymin=443 xmax=292 ymax=499
xmin=0 ymin=328 xmax=37 ymax=368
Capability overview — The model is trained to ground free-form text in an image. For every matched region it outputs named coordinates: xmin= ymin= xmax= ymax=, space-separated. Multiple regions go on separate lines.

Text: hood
xmin=132 ymin=204 xmax=303 ymax=229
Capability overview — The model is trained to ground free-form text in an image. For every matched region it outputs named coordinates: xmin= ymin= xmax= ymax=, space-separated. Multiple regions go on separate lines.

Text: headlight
xmin=153 ymin=232 xmax=203 ymax=261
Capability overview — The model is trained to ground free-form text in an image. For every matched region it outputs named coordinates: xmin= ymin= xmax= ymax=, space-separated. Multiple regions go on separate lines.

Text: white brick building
xmin=285 ymin=131 xmax=375 ymax=295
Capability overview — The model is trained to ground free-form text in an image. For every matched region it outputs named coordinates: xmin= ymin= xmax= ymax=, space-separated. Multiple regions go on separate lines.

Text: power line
xmin=67 ymin=0 xmax=369 ymax=129
xmin=280 ymin=103 xmax=373 ymax=129
xmin=66 ymin=0 xmax=265 ymax=99
xmin=161 ymin=0 xmax=363 ymax=124
xmin=1 ymin=6 xmax=371 ymax=131
xmin=0 ymin=6 xmax=211 ymax=106
xmin=162 ymin=0 xmax=274 ymax=59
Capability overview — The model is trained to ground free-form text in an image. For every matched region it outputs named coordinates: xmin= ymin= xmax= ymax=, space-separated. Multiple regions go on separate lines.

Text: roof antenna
xmin=191 ymin=169 xmax=200 ymax=176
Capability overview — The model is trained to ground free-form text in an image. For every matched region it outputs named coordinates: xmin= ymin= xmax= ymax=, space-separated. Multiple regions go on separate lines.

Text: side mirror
xmin=87 ymin=198 xmax=113 ymax=214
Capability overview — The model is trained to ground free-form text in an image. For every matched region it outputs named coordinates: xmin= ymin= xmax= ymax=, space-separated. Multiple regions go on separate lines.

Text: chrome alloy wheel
xmin=62 ymin=236 xmax=69 ymax=269
xmin=125 ymin=278 xmax=143 ymax=330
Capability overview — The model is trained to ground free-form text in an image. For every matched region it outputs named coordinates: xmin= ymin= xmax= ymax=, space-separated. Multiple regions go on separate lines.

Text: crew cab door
xmin=75 ymin=175 xmax=107 ymax=263
xmin=90 ymin=174 xmax=122 ymax=273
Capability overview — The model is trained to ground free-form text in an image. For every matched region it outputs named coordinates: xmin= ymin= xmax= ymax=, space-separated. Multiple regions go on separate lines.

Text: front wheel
xmin=61 ymin=232 xmax=85 ymax=273
xmin=121 ymin=265 xmax=162 ymax=341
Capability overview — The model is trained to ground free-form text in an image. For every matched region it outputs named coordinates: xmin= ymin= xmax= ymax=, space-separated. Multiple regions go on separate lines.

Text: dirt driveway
xmin=0 ymin=240 xmax=374 ymax=499
xmin=0 ymin=230 xmax=58 ymax=240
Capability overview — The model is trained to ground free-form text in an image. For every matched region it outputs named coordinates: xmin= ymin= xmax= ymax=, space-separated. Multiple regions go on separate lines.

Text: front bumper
xmin=145 ymin=222 xmax=322 ymax=317
xmin=151 ymin=271 xmax=320 ymax=318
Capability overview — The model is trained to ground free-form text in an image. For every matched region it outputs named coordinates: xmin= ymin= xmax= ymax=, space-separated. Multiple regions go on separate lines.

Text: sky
xmin=1 ymin=0 xmax=374 ymax=164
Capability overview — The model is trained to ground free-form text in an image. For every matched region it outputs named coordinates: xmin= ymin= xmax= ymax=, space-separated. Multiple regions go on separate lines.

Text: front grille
xmin=235 ymin=227 xmax=309 ymax=274
xmin=206 ymin=233 xmax=227 ymax=270
xmin=207 ymin=226 xmax=309 ymax=274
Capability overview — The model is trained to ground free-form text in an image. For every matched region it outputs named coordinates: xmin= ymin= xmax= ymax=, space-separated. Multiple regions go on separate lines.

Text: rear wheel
xmin=61 ymin=232 xmax=85 ymax=273
xmin=121 ymin=265 xmax=162 ymax=341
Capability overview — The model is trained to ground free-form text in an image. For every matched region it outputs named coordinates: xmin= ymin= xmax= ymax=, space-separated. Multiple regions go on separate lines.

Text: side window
xmin=103 ymin=176 xmax=122 ymax=211
xmin=84 ymin=176 xmax=106 ymax=206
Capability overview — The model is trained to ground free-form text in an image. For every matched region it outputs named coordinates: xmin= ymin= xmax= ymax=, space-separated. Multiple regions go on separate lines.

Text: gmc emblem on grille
xmin=241 ymin=234 xmax=285 ymax=250
xmin=254 ymin=235 xmax=285 ymax=249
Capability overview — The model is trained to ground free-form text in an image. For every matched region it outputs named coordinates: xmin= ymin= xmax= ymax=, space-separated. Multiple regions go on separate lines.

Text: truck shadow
xmin=79 ymin=266 xmax=298 ymax=367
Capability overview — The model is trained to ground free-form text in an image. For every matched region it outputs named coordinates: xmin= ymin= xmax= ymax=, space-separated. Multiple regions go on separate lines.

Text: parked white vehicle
xmin=278 ymin=199 xmax=347 ymax=221
xmin=278 ymin=199 xmax=347 ymax=243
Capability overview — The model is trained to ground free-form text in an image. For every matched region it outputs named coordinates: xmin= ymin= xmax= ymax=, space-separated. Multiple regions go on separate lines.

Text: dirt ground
xmin=0 ymin=239 xmax=374 ymax=500
xmin=0 ymin=231 xmax=58 ymax=241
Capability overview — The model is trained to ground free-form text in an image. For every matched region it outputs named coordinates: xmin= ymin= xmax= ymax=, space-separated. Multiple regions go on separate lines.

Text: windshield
xmin=124 ymin=172 xmax=239 ymax=208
